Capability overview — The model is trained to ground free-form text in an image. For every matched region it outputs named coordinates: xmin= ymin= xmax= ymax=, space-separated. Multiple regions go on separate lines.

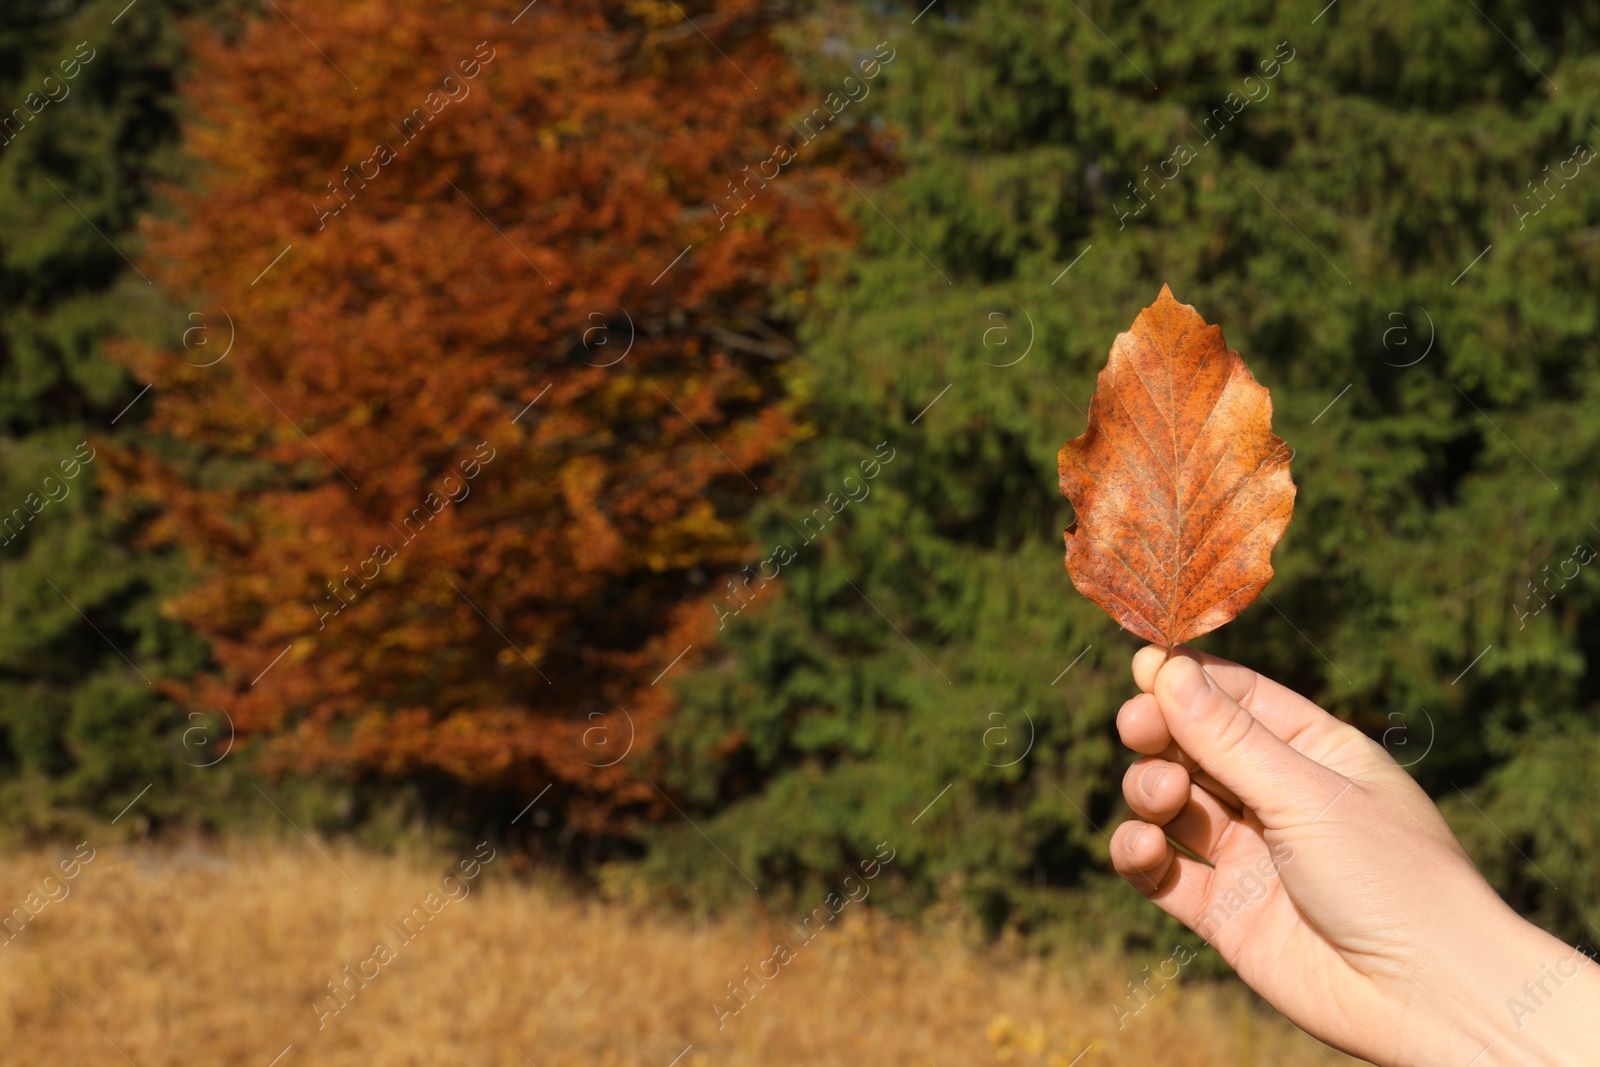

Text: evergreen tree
xmin=653 ymin=0 xmax=1600 ymax=949
xmin=0 ymin=0 xmax=241 ymax=832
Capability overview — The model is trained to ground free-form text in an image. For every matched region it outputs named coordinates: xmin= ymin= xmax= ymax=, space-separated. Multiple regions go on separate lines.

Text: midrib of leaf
xmin=1162 ymin=317 xmax=1196 ymax=647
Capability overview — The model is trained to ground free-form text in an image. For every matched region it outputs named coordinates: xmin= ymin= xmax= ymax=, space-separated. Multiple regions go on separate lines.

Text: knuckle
xmin=1208 ymin=698 xmax=1258 ymax=758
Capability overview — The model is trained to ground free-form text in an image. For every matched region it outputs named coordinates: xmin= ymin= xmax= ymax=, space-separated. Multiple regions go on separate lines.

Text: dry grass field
xmin=0 ymin=839 xmax=1361 ymax=1066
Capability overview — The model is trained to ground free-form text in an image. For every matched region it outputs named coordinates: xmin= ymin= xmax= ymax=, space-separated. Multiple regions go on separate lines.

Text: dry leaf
xmin=1057 ymin=285 xmax=1295 ymax=648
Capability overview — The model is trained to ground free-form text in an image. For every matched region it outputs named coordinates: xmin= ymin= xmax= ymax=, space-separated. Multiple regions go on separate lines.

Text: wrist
xmin=1422 ymin=897 xmax=1600 ymax=1067
xmin=1484 ymin=916 xmax=1600 ymax=1066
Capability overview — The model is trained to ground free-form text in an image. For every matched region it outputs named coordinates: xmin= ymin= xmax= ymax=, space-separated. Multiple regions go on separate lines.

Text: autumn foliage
xmin=1058 ymin=286 xmax=1295 ymax=649
xmin=110 ymin=0 xmax=852 ymax=829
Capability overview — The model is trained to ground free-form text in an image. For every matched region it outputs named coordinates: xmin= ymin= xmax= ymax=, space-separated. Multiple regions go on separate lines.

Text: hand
xmin=1110 ymin=645 xmax=1600 ymax=1067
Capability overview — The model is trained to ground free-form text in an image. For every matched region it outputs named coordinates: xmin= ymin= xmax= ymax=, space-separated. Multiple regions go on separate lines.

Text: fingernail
xmin=1141 ymin=766 xmax=1170 ymax=800
xmin=1126 ymin=826 xmax=1147 ymax=852
xmin=1166 ymin=656 xmax=1211 ymax=710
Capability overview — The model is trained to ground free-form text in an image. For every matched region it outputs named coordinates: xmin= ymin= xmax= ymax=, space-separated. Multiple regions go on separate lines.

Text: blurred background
xmin=1 ymin=0 xmax=1596 ymax=1062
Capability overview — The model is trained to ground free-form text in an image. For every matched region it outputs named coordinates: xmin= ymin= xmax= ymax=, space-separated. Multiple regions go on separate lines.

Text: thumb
xmin=1155 ymin=655 xmax=1348 ymax=827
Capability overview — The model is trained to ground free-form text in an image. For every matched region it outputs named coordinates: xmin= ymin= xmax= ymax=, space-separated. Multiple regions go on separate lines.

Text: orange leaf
xmin=1057 ymin=285 xmax=1295 ymax=648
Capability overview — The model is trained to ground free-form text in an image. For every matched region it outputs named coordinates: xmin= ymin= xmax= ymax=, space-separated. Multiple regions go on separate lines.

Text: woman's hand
xmin=1110 ymin=645 xmax=1600 ymax=1067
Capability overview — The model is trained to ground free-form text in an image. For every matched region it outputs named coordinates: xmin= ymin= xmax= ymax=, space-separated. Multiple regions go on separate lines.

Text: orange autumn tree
xmin=111 ymin=0 xmax=852 ymax=830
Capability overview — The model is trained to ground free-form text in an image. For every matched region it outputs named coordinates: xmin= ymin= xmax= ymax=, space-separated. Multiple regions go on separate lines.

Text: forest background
xmin=4 ymin=0 xmax=1599 ymax=978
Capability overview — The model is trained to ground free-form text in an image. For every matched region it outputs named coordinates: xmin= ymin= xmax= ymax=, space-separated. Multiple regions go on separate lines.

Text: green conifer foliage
xmin=651 ymin=0 xmax=1600 ymax=947
xmin=0 ymin=0 xmax=239 ymax=832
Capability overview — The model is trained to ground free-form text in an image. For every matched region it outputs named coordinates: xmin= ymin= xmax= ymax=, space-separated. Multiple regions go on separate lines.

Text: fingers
xmin=1110 ymin=820 xmax=1220 ymax=931
xmin=1121 ymin=758 xmax=1189 ymax=824
xmin=1119 ymin=699 xmax=1245 ymax=810
xmin=1111 ymin=818 xmax=1179 ymax=894
xmin=1132 ymin=645 xmax=1344 ymax=756
xmin=1131 ymin=646 xmax=1168 ymax=691
xmin=1117 ymin=693 xmax=1172 ymax=755
xmin=1153 ymin=655 xmax=1349 ymax=827
xmin=1113 ymin=817 xmax=1282 ymax=965
xmin=1122 ymin=758 xmax=1261 ymax=865
xmin=1164 ymin=780 xmax=1259 ymax=864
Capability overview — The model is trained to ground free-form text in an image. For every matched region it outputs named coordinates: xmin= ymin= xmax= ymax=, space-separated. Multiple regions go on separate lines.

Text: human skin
xmin=1109 ymin=645 xmax=1600 ymax=1066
